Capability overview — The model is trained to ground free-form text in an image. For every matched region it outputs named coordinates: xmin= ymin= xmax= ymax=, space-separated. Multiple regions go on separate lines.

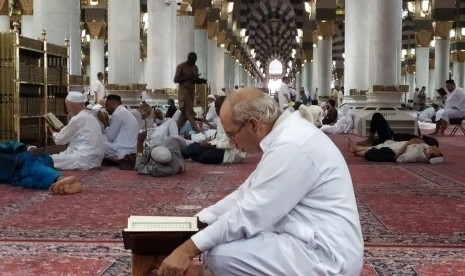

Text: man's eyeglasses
xmin=225 ymin=120 xmax=247 ymax=140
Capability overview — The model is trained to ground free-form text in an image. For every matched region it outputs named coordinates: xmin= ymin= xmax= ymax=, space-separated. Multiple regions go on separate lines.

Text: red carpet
xmin=0 ymin=133 xmax=464 ymax=275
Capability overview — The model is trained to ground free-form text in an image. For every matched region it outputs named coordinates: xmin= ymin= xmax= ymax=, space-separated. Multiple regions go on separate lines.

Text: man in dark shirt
xmin=165 ymin=97 xmax=177 ymax=118
xmin=174 ymin=52 xmax=201 ymax=133
xmin=322 ymin=99 xmax=338 ymax=125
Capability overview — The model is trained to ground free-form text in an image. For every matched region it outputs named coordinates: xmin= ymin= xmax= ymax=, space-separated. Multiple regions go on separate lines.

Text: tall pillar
xmin=428 ymin=62 xmax=435 ymax=100
xmin=195 ymin=29 xmax=208 ymax=78
xmin=87 ymin=20 xmax=106 ymax=90
xmin=108 ymin=0 xmax=140 ymax=85
xmin=416 ymin=47 xmax=429 ymax=93
xmin=305 ymin=62 xmax=314 ymax=99
xmin=368 ymin=0 xmax=402 ymax=89
xmin=344 ymin=0 xmax=370 ymax=92
xmin=415 ymin=31 xmax=432 ymax=98
xmin=146 ymin=0 xmax=174 ymax=89
xmin=316 ymin=21 xmax=333 ymax=99
xmin=312 ymin=45 xmax=319 ymax=98
xmin=452 ymin=51 xmax=465 ymax=88
xmin=207 ymin=39 xmax=217 ymax=94
xmin=234 ymin=62 xmax=240 ymax=88
xmin=22 ymin=0 xmax=81 ymax=75
xmin=0 ymin=12 xmax=9 ymax=31
xmin=406 ymin=72 xmax=415 ymax=101
xmin=215 ymin=47 xmax=225 ymax=93
xmin=176 ymin=11 xmax=194 ymax=67
xmin=433 ymin=21 xmax=452 ymax=91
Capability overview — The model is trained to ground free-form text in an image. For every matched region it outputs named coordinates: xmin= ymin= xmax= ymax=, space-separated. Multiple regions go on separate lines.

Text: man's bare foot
xmin=50 ymin=176 xmax=82 ymax=195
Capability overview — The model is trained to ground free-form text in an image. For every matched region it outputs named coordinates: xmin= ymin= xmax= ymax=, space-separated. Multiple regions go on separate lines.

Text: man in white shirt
xmin=93 ymin=72 xmax=106 ymax=105
xmin=130 ymin=102 xmax=152 ymax=130
xmin=418 ymin=103 xmax=439 ymax=123
xmin=430 ymin=79 xmax=465 ymax=135
xmin=144 ymin=109 xmax=179 ymax=148
xmin=277 ymin=76 xmax=291 ymax=109
xmin=199 ymin=94 xmax=218 ymax=131
xmin=158 ymin=88 xmax=363 ymax=276
xmin=307 ymin=99 xmax=324 ymax=127
xmin=97 ymin=94 xmax=139 ymax=159
xmin=48 ymin=91 xmax=104 ymax=170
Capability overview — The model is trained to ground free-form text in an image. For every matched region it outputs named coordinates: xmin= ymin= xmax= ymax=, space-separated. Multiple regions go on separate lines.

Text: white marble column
xmin=176 ymin=14 xmax=194 ymax=67
xmin=416 ymin=47 xmax=429 ymax=95
xmin=312 ymin=46 xmax=319 ymax=99
xmin=317 ymin=38 xmax=332 ymax=99
xmin=90 ymin=39 xmax=105 ymax=88
xmin=108 ymin=0 xmax=140 ymax=85
xmin=368 ymin=0 xmax=402 ymax=89
xmin=344 ymin=0 xmax=370 ymax=92
xmin=406 ymin=73 xmax=415 ymax=101
xmin=428 ymin=68 xmax=435 ymax=100
xmin=0 ymin=16 xmax=9 ymax=31
xmin=139 ymin=58 xmax=147 ymax=84
xmin=223 ymin=53 xmax=232 ymax=92
xmin=234 ymin=62 xmax=241 ymax=88
xmin=305 ymin=62 xmax=314 ymax=98
xmin=241 ymin=68 xmax=248 ymax=87
xmin=206 ymin=39 xmax=217 ymax=94
xmin=295 ymin=72 xmax=301 ymax=91
xmin=215 ymin=47 xmax=225 ymax=93
xmin=434 ymin=39 xmax=450 ymax=90
xmin=146 ymin=1 xmax=174 ymax=89
xmin=194 ymin=29 xmax=208 ymax=78
xmin=453 ymin=62 xmax=465 ymax=88
xmin=22 ymin=0 xmax=81 ymax=75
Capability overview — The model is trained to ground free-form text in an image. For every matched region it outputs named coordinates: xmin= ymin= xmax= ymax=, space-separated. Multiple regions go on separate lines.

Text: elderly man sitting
xmin=48 ymin=91 xmax=104 ymax=170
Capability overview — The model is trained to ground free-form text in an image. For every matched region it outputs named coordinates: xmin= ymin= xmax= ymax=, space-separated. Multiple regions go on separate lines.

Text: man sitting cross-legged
xmin=157 ymin=87 xmax=363 ymax=276
xmin=181 ymin=96 xmax=246 ymax=164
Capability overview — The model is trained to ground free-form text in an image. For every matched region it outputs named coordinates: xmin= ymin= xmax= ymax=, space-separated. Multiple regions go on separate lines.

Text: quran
xmin=122 ymin=216 xmax=201 ymax=255
xmin=436 ymin=88 xmax=447 ymax=97
xmin=44 ymin=112 xmax=64 ymax=131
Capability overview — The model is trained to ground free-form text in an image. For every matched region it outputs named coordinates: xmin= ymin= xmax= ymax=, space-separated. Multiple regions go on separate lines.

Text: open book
xmin=436 ymin=88 xmax=447 ymax=97
xmin=44 ymin=112 xmax=64 ymax=131
xmin=122 ymin=216 xmax=201 ymax=255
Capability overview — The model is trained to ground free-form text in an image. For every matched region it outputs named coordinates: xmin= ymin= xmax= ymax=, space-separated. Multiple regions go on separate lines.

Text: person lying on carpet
xmin=357 ymin=112 xmax=439 ymax=147
xmin=135 ymin=137 xmax=187 ymax=176
xmin=349 ymin=137 xmax=443 ymax=164
xmin=320 ymin=104 xmax=354 ymax=134
xmin=181 ymin=96 xmax=246 ymax=165
xmin=157 ymin=88 xmax=363 ymax=276
xmin=0 ymin=141 xmax=82 ymax=194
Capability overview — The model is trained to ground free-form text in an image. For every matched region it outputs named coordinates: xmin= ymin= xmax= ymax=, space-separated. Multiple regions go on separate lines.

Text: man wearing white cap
xmin=48 ymin=91 xmax=104 ymax=170
xmin=199 ymin=94 xmax=218 ymax=131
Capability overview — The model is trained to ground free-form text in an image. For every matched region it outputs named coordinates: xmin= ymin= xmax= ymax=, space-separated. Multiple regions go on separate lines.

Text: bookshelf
xmin=0 ymin=27 xmax=69 ymax=147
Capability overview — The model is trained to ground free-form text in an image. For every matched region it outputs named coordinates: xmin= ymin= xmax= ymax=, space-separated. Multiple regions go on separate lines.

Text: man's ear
xmin=249 ymin=118 xmax=259 ymax=131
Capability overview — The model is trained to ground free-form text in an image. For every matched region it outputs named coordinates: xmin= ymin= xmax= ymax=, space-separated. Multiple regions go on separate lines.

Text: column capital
xmin=415 ymin=30 xmax=432 ymax=48
xmin=86 ymin=20 xmax=107 ymax=39
xmin=433 ymin=21 xmax=453 ymax=39
xmin=452 ymin=51 xmax=465 ymax=63
xmin=429 ymin=59 xmax=435 ymax=70
xmin=317 ymin=21 xmax=334 ymax=40
xmin=207 ymin=21 xmax=218 ymax=39
xmin=194 ymin=8 xmax=208 ymax=29
xmin=177 ymin=2 xmax=193 ymax=16
xmin=405 ymin=64 xmax=416 ymax=74
xmin=17 ymin=0 xmax=33 ymax=15
xmin=0 ymin=0 xmax=8 ymax=15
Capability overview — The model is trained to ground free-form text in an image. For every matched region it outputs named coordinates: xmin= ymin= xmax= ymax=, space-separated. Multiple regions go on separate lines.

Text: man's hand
xmin=158 ymin=239 xmax=201 ymax=276
xmin=97 ymin=110 xmax=110 ymax=128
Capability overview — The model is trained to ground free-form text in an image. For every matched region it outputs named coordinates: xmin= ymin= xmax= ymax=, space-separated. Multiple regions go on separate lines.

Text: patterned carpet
xmin=0 ymin=133 xmax=464 ymax=275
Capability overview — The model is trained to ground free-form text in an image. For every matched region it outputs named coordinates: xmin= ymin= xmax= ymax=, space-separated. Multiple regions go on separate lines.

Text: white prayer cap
xmin=207 ymin=94 xmax=215 ymax=100
xmin=66 ymin=91 xmax=85 ymax=103
xmin=150 ymin=146 xmax=172 ymax=163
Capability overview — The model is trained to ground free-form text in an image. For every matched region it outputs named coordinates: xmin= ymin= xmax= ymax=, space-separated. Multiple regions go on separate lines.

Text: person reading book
xmin=430 ymin=79 xmax=465 ymax=135
xmin=44 ymin=112 xmax=64 ymax=131
xmin=47 ymin=91 xmax=104 ymax=170
xmin=157 ymin=88 xmax=363 ymax=276
xmin=0 ymin=141 xmax=82 ymax=194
